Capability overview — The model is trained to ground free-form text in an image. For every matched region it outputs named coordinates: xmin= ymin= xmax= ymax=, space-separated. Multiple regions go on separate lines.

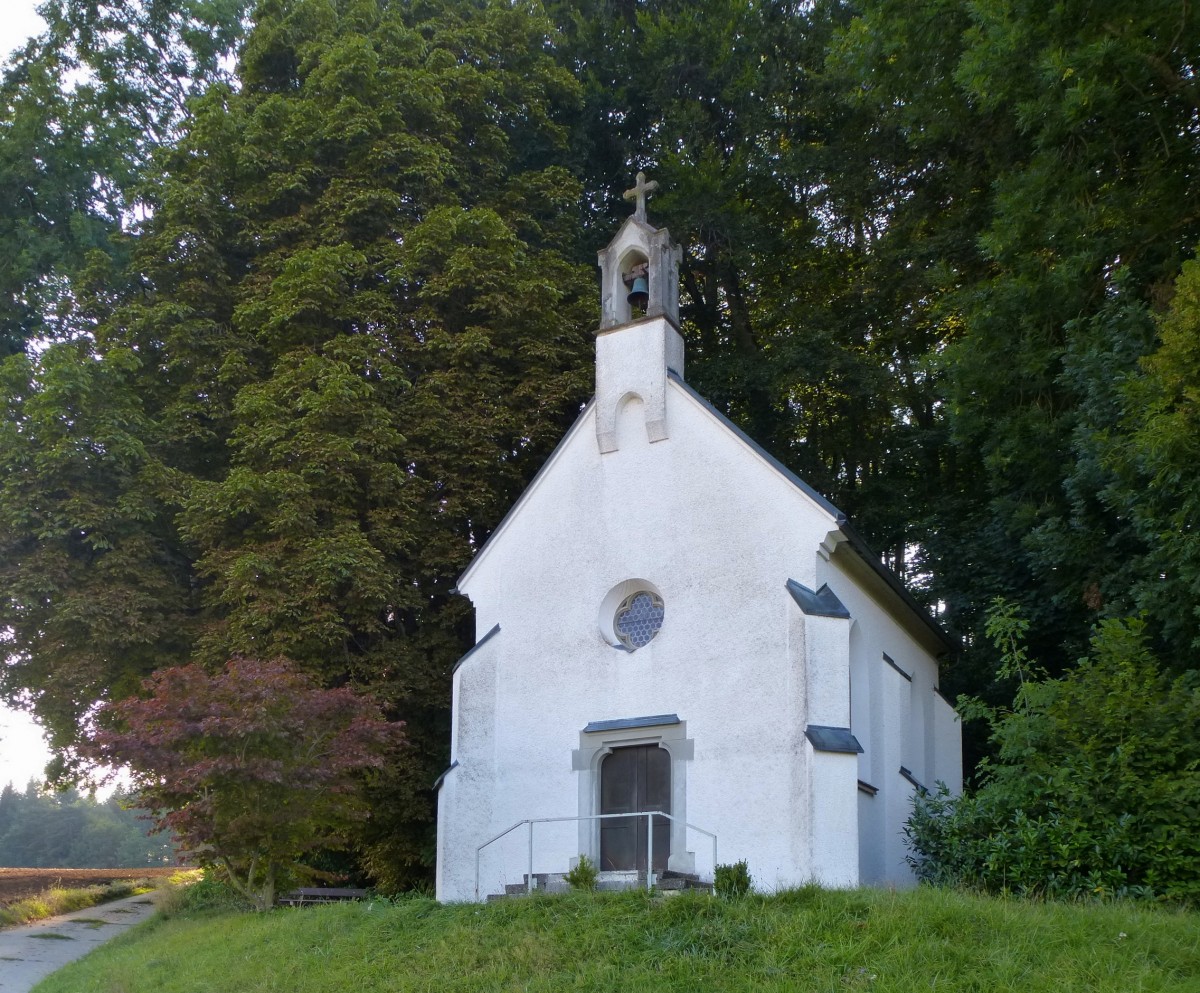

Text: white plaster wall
xmin=849 ymin=620 xmax=887 ymax=884
xmin=805 ymin=613 xmax=851 ymax=728
xmin=931 ymin=692 xmax=963 ymax=794
xmin=807 ymin=747 xmax=860 ymax=887
xmin=441 ymin=379 xmax=845 ymax=900
xmin=819 ymin=552 xmax=957 ymax=887
xmin=436 ymin=637 xmax=500 ymax=902
xmin=881 ymin=661 xmax=915 ymax=886
xmin=802 ymin=612 xmax=858 ymax=887
xmin=594 ymin=318 xmax=684 ymax=452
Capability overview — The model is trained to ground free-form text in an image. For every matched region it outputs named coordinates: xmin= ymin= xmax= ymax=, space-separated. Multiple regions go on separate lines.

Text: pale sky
xmin=0 ymin=706 xmax=52 ymax=790
xmin=0 ymin=0 xmax=53 ymax=791
xmin=0 ymin=0 xmax=46 ymax=65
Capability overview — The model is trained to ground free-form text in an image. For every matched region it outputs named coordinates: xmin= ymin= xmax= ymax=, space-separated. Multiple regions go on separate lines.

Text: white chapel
xmin=435 ymin=175 xmax=962 ymax=901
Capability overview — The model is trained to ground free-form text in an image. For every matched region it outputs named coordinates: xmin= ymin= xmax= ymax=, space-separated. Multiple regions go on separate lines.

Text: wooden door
xmin=599 ymin=745 xmax=670 ymax=871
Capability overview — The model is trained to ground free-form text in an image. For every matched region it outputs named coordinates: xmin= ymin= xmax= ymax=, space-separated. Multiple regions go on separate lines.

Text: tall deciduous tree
xmin=825 ymin=0 xmax=1200 ymax=705
xmin=0 ymin=0 xmax=249 ymax=351
xmin=931 ymin=0 xmax=1200 ymax=676
xmin=552 ymin=0 xmax=958 ymax=582
xmin=3 ymin=0 xmax=594 ymax=887
xmin=1107 ymin=254 xmax=1200 ymax=658
xmin=0 ymin=341 xmax=197 ymax=763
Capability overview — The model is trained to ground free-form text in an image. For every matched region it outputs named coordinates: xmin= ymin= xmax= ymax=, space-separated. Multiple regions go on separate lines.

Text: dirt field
xmin=0 ymin=867 xmax=182 ymax=906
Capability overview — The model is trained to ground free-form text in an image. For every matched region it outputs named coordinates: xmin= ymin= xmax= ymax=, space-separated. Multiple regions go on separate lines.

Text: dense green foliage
xmin=907 ymin=609 xmax=1200 ymax=902
xmin=36 ymin=888 xmax=1200 ymax=993
xmin=1 ymin=0 xmax=592 ymax=888
xmin=1107 ymin=254 xmax=1200 ymax=659
xmin=832 ymin=0 xmax=1200 ymax=691
xmin=0 ymin=781 xmax=173 ymax=868
xmin=5 ymin=0 xmax=1200 ymax=890
xmin=0 ymin=0 xmax=249 ymax=352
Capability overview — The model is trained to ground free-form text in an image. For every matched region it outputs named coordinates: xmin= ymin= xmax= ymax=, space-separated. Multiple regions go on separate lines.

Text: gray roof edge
xmin=805 ymin=724 xmax=864 ymax=754
xmin=900 ymin=766 xmax=928 ymax=794
xmin=669 ymin=372 xmax=953 ymax=655
xmin=882 ymin=651 xmax=913 ymax=682
xmin=933 ymin=687 xmax=957 ymax=709
xmin=452 ymin=623 xmax=501 ymax=674
xmin=786 ymin=578 xmax=851 ymax=619
xmin=835 ymin=518 xmax=956 ymax=654
xmin=433 ymin=759 xmax=459 ymax=791
xmin=584 ymin=713 xmax=681 ymax=734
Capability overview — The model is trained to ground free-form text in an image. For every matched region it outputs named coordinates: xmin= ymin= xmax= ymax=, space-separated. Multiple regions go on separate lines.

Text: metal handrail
xmin=474 ymin=810 xmax=717 ymax=901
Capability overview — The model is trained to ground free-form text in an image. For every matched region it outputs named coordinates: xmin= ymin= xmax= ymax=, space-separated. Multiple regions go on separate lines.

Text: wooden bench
xmin=277 ymin=887 xmax=370 ymax=906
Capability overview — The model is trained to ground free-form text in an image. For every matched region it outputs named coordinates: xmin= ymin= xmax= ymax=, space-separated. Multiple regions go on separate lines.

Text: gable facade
xmin=435 ymin=186 xmax=961 ymax=901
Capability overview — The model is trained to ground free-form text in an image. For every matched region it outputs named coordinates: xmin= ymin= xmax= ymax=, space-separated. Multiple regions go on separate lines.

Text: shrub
xmin=565 ymin=854 xmax=598 ymax=891
xmin=906 ymin=608 xmax=1200 ymax=902
xmin=714 ymin=860 xmax=752 ymax=899
xmin=159 ymin=871 xmax=253 ymax=917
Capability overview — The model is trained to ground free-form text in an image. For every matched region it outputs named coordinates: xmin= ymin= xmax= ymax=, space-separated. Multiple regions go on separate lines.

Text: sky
xmin=0 ymin=0 xmax=53 ymax=791
xmin=0 ymin=1 xmax=46 ymax=64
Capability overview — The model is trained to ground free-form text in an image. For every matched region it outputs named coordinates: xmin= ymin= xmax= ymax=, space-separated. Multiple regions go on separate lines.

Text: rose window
xmin=615 ymin=591 xmax=665 ymax=651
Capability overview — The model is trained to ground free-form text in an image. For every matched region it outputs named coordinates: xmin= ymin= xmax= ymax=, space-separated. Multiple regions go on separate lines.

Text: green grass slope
xmin=34 ymin=887 xmax=1200 ymax=993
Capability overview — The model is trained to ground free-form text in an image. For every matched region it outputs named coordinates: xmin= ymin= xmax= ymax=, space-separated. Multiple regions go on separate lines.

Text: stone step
xmin=488 ymin=868 xmax=712 ymax=900
xmin=504 ymin=873 xmax=571 ymax=895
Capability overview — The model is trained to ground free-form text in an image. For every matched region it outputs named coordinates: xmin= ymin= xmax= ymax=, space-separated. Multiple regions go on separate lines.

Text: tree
xmin=1105 ymin=253 xmax=1200 ymax=659
xmin=82 ymin=656 xmax=404 ymax=909
xmin=1 ymin=0 xmax=594 ymax=886
xmin=852 ymin=0 xmax=1200 ymax=674
xmin=0 ymin=0 xmax=249 ymax=352
xmin=0 ymin=780 xmax=174 ymax=867
xmin=0 ymin=341 xmax=199 ymax=767
xmin=553 ymin=0 xmax=958 ymax=582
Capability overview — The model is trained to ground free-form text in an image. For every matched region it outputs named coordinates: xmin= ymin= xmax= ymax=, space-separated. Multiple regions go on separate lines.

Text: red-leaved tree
xmin=83 ymin=657 xmax=404 ymax=910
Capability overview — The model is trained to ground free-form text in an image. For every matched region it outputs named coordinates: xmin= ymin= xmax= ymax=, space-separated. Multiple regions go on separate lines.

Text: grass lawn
xmin=33 ymin=885 xmax=1199 ymax=993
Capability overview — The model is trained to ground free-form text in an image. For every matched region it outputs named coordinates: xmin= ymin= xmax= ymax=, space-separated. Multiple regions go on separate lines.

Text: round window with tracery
xmin=615 ymin=590 xmax=665 ymax=651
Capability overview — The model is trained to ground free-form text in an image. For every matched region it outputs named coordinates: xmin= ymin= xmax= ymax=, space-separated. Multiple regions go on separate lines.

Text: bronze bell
xmin=627 ymin=275 xmax=649 ymax=311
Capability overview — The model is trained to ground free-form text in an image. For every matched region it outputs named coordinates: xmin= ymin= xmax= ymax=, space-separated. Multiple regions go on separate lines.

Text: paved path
xmin=0 ymin=892 xmax=159 ymax=993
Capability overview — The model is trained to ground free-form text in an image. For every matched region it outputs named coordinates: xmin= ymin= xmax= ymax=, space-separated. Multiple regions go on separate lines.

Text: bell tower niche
xmin=597 ymin=172 xmax=683 ymax=330
xmin=594 ymin=172 xmax=685 ymax=454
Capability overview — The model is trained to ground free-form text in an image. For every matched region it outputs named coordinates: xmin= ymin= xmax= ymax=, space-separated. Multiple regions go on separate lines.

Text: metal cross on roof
xmin=623 ymin=171 xmax=659 ymax=222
